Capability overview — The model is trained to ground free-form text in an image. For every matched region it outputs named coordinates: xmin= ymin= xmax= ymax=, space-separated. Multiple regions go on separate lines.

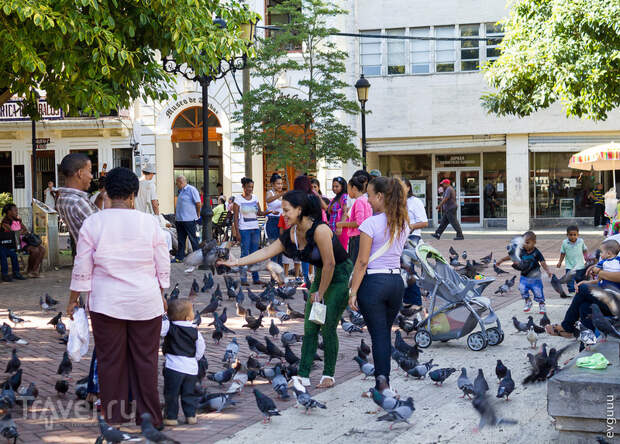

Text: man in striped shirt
xmin=589 ymin=183 xmax=606 ymax=227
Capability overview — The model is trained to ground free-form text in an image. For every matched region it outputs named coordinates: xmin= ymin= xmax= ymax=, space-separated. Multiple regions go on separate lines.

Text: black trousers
xmin=594 ymin=203 xmax=606 ymax=227
xmin=561 ymin=285 xmax=612 ymax=334
xmin=175 ymin=220 xmax=199 ymax=260
xmin=348 ymin=235 xmax=360 ymax=264
xmin=357 ymin=273 xmax=404 ymax=387
xmin=435 ymin=208 xmax=464 ymax=238
xmin=163 ymin=367 xmax=198 ymax=420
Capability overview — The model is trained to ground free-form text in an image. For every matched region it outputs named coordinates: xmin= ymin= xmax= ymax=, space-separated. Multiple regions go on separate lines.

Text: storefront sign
xmin=13 ymin=165 xmax=25 ymax=188
xmin=0 ymin=100 xmax=63 ymax=121
xmin=164 ymin=97 xmax=217 ymax=119
xmin=436 ymin=154 xmax=480 ymax=168
xmin=497 ymin=182 xmax=504 ymax=192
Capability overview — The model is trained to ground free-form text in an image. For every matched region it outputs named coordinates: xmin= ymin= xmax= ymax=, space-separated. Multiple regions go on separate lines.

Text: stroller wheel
xmin=467 ymin=332 xmax=487 ymax=351
xmin=414 ymin=330 xmax=432 ymax=349
xmin=486 ymin=327 xmax=504 ymax=346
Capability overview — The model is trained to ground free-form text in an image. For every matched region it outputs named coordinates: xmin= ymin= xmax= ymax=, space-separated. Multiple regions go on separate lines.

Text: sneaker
xmin=566 ymin=292 xmax=575 ymax=298
xmin=300 ymin=282 xmax=307 ymax=289
xmin=186 ymin=416 xmax=197 ymax=425
xmin=538 ymin=303 xmax=546 ymax=314
xmin=163 ymin=419 xmax=178 ymax=426
xmin=523 ymin=299 xmax=533 ymax=312
xmin=453 ymin=236 xmax=465 ymax=240
xmin=13 ymin=273 xmax=25 ymax=280
xmin=431 ymin=233 xmax=441 ymax=240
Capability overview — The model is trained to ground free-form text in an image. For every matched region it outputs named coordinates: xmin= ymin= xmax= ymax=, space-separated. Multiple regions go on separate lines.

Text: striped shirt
xmin=592 ymin=189 xmax=604 ymax=205
xmin=56 ymin=187 xmax=99 ymax=242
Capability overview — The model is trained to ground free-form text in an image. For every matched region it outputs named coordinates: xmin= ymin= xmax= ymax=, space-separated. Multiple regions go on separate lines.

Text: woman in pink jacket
xmin=336 ymin=176 xmax=372 ymax=263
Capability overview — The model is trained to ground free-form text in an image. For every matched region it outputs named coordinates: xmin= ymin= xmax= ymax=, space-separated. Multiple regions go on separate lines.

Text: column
xmin=155 ymin=135 xmax=175 ymax=214
xmin=506 ymin=134 xmax=530 ymax=231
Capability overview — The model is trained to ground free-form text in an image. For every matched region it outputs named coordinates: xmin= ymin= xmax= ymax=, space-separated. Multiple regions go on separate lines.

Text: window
xmin=410 ymin=27 xmax=431 ymax=74
xmin=483 ymin=152 xmax=506 ymax=218
xmin=435 ymin=26 xmax=455 ymax=72
xmin=460 ymin=24 xmax=480 ymax=71
xmin=379 ymin=154 xmax=432 ymax=217
xmin=360 ymin=30 xmax=381 ymax=76
xmin=267 ymin=0 xmax=302 ymax=51
xmin=386 ymin=29 xmax=406 ymax=75
xmin=485 ymin=23 xmax=504 ymax=62
xmin=113 ymin=148 xmax=133 ymax=169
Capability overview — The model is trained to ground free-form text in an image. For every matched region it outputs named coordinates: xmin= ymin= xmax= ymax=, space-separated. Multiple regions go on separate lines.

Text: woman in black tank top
xmin=219 ymin=190 xmax=352 ymax=389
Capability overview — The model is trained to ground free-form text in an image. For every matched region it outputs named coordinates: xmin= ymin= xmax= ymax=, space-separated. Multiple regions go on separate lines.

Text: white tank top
xmin=236 ymin=194 xmax=260 ymax=230
xmin=266 ymin=189 xmax=282 ymax=217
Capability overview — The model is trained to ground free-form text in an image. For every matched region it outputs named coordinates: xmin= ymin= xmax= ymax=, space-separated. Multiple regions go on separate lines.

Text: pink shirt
xmin=347 ymin=195 xmax=372 ymax=237
xmin=359 ymin=213 xmax=409 ymax=269
xmin=70 ymin=209 xmax=170 ymax=320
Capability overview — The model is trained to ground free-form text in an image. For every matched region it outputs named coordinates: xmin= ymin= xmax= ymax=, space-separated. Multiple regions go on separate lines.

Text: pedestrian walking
xmin=67 ymin=167 xmax=169 ymax=428
xmin=432 ymin=178 xmax=464 ymax=240
xmin=173 ymin=176 xmax=201 ymax=262
xmin=349 ymin=176 xmax=409 ymax=391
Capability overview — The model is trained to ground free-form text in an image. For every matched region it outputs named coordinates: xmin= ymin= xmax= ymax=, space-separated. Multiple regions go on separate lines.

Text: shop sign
xmin=0 ymin=100 xmax=63 ymax=121
xmin=13 ymin=165 xmax=25 ymax=188
xmin=165 ymin=97 xmax=217 ymax=119
xmin=436 ymin=154 xmax=480 ymax=168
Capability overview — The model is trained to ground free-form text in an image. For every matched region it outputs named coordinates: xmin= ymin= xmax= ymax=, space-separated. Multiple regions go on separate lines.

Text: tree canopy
xmin=233 ymin=0 xmax=360 ymax=172
xmin=482 ymin=0 xmax=620 ymax=121
xmin=0 ymin=0 xmax=258 ymax=118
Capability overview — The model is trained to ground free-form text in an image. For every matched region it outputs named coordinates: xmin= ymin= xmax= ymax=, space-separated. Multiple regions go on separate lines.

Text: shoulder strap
xmin=369 ymin=236 xmax=394 ymax=264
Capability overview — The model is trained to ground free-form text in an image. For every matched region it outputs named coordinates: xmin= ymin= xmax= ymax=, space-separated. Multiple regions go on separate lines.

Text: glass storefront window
xmin=530 ymin=152 xmax=596 ymax=218
xmin=483 ymin=152 xmax=506 ymax=218
xmin=378 ymin=154 xmax=432 ymax=218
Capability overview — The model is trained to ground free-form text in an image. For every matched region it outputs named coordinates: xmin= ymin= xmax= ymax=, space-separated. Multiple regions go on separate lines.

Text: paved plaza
xmin=0 ymin=230 xmax=607 ymax=443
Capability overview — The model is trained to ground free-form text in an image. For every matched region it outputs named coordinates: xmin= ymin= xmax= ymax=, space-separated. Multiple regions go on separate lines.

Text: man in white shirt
xmin=135 ymin=163 xmax=159 ymax=215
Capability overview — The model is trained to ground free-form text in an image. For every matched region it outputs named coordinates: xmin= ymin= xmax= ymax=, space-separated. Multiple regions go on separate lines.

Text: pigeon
xmin=575 ymin=321 xmax=597 ymax=350
xmin=449 ymin=246 xmax=458 ymax=257
xmin=48 ymin=312 xmax=62 ymax=326
xmin=246 ymin=287 xmax=260 ymax=302
xmin=212 ymin=326 xmax=223 ymax=344
xmin=201 ymin=272 xmax=214 ymax=292
xmin=246 ymin=336 xmax=268 ymax=356
xmin=292 ymin=387 xmax=326 ymax=413
xmin=360 ymin=338 xmax=371 ymax=357
xmin=429 ymin=368 xmax=456 ymax=385
xmin=271 ymin=365 xmax=290 ymax=400
xmin=353 ymin=356 xmax=375 ymax=378
xmin=557 ymin=269 xmax=577 ymax=284
xmin=512 ymin=316 xmax=529 ymax=333
xmin=450 ymin=256 xmax=463 ymax=267
xmin=550 ymin=274 xmax=569 ymax=298
xmin=274 ymin=311 xmax=290 ymax=323
xmin=55 ymin=379 xmax=69 ymax=395
xmin=57 ymin=351 xmax=72 ymax=377
xmin=407 ymin=359 xmax=437 ymax=379
xmin=3 ymin=370 xmax=20 ymax=393
xmin=347 ymin=307 xmax=366 ymax=327
xmin=7 ymin=311 xmax=23 ymax=326
xmin=198 ymin=392 xmax=237 ymax=412
xmin=462 ymin=250 xmax=468 ymax=260
xmin=590 ymin=304 xmax=620 ymax=341
xmin=45 ymin=294 xmax=59 ymax=307
xmin=242 ymin=312 xmax=263 ymax=332
xmin=140 ymin=412 xmax=180 ymax=443
xmin=539 ymin=312 xmax=551 ymax=328
xmin=376 ymin=397 xmax=415 ymax=430
xmin=193 ymin=310 xmax=201 ymax=327
xmin=235 ymin=287 xmax=245 ymax=305
xmin=472 ymin=392 xmax=518 ymax=430
xmin=207 ymin=367 xmax=234 ymax=385
xmin=0 ymin=384 xmax=15 ymax=411
xmin=264 ymin=336 xmax=285 ymax=362
xmin=357 ymin=346 xmax=369 ymax=361
xmin=199 ymin=298 xmax=219 ymax=315
xmin=236 ymin=303 xmax=247 ymax=317
xmin=56 ymin=318 xmax=67 ymax=336
xmin=394 ymin=331 xmax=421 ymax=361
xmin=226 ymin=361 xmax=249 ymax=394
xmin=169 ymin=283 xmax=180 ymax=300
xmin=253 ymin=388 xmax=280 ymax=423
xmin=0 ymin=324 xmax=26 ymax=345
xmin=370 ymin=385 xmax=399 ymax=413
xmin=197 ymin=355 xmax=209 ymax=381
xmin=40 ymin=296 xmax=53 ymax=311
xmin=526 ymin=325 xmax=539 ymax=348
xmin=227 ymin=286 xmax=237 ymax=301
xmin=495 ymin=360 xmax=508 ymax=381
xmin=340 ymin=318 xmax=363 ymax=334
xmin=16 ymin=382 xmax=37 ymax=406
xmin=480 ymin=253 xmax=493 ymax=264
xmin=4 ymin=350 xmax=19 ymax=374
xmin=496 ymin=369 xmax=515 ymax=400
xmin=269 ymin=319 xmax=280 ymax=338
xmin=523 ymin=343 xmax=571 ymax=384
xmin=222 ymin=338 xmax=239 ymax=363
xmin=0 ymin=413 xmax=18 ymax=444
xmin=191 ymin=279 xmax=199 ymax=293
xmin=589 ymin=286 xmax=620 ymax=317
xmin=255 ymin=300 xmax=268 ymax=315
xmin=213 ymin=284 xmax=222 ymax=301
xmin=507 ymin=236 xmax=524 ymax=264
xmin=493 ymin=262 xmax=508 ymax=275
xmin=219 ymin=307 xmax=228 ymax=324
xmin=457 ymin=368 xmax=475 ymax=399
xmin=473 ymin=369 xmax=489 ymax=395
xmin=284 ymin=344 xmax=300 ymax=366
xmin=286 ymin=304 xmax=304 ymax=320
xmin=397 ymin=356 xmax=417 ymax=374
xmin=495 ymin=276 xmax=516 ymax=295
xmin=98 ymin=415 xmax=141 ymax=442
xmin=280 ymin=332 xmax=303 ymax=347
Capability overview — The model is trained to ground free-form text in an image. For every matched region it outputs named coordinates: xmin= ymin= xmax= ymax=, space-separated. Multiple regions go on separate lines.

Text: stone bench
xmin=548 ymin=341 xmax=620 ymax=443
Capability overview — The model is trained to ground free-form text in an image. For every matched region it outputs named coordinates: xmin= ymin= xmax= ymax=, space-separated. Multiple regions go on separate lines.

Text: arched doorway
xmin=172 ymin=106 xmax=223 ymax=203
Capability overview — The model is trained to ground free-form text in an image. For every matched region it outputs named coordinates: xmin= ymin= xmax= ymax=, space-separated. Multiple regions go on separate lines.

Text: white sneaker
xmin=539 ymin=303 xmax=546 ymax=314
xmin=523 ymin=299 xmax=533 ymax=312
xmin=567 ymin=292 xmax=576 ymax=298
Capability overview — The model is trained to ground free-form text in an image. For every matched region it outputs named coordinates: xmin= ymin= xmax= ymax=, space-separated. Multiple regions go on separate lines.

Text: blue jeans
xmin=357 ymin=273 xmax=404 ymax=387
xmin=518 ymin=276 xmax=545 ymax=303
xmin=265 ymin=217 xmax=282 ymax=266
xmin=0 ymin=247 xmax=19 ymax=276
xmin=565 ymin=268 xmax=586 ymax=293
xmin=403 ymin=282 xmax=422 ymax=306
xmin=302 ymin=262 xmax=310 ymax=286
xmin=175 ymin=220 xmax=199 ymax=261
xmin=561 ymin=284 xmax=613 ymax=333
xmin=240 ymin=229 xmax=260 ymax=283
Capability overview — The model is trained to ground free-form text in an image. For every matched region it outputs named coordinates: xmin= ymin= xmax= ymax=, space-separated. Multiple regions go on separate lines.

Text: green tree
xmin=233 ymin=0 xmax=360 ymax=172
xmin=482 ymin=0 xmax=620 ymax=121
xmin=0 ymin=0 xmax=258 ymax=118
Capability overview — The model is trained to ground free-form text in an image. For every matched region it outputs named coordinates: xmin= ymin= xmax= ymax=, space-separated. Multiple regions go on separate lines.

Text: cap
xmin=142 ymin=163 xmax=156 ymax=174
xmin=369 ymin=169 xmax=381 ymax=177
xmin=440 ymin=179 xmax=451 ymax=185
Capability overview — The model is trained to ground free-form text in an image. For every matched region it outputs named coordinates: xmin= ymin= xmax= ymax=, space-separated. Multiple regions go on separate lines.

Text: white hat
xmin=142 ymin=163 xmax=156 ymax=174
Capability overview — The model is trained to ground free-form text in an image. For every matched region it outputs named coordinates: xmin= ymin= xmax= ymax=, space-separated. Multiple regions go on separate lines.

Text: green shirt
xmin=212 ymin=204 xmax=225 ymax=224
xmin=560 ymin=238 xmax=587 ymax=270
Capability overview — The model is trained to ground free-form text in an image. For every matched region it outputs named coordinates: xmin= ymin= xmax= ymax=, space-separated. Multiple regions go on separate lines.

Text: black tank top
xmin=279 ymin=219 xmax=348 ymax=268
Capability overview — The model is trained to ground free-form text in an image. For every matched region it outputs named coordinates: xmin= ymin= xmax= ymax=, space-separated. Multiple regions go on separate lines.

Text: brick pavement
xmin=0 ymin=230 xmax=605 ymax=443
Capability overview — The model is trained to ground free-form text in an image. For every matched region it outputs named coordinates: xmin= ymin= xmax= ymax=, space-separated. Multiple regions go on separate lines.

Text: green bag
xmin=576 ymin=353 xmax=610 ymax=370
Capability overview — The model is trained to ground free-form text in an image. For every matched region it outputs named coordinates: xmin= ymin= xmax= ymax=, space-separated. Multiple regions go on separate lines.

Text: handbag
xmin=22 ymin=233 xmax=42 ymax=247
xmin=308 ymin=301 xmax=326 ymax=325
xmin=0 ymin=231 xmax=16 ymax=249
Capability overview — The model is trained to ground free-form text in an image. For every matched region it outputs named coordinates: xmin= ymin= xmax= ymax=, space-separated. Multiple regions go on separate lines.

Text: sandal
xmin=316 ymin=376 xmax=335 ymax=389
xmin=546 ymin=324 xmax=573 ymax=338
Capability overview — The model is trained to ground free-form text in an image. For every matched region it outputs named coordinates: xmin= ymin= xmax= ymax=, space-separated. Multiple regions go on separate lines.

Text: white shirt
xmin=135 ymin=177 xmax=158 ymax=214
xmin=44 ymin=187 xmax=56 ymax=209
xmin=235 ymin=194 xmax=260 ymax=230
xmin=160 ymin=319 xmax=206 ymax=375
xmin=266 ymin=190 xmax=282 ymax=217
xmin=407 ymin=196 xmax=428 ymax=237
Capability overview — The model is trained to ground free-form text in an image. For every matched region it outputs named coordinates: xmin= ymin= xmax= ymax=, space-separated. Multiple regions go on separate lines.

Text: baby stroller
xmin=404 ymin=243 xmax=504 ymax=351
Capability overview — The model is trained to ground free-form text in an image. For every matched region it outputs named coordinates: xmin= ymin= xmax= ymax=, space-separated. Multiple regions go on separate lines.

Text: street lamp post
xmin=354 ymin=74 xmax=370 ymax=170
xmin=163 ymin=19 xmax=255 ymax=243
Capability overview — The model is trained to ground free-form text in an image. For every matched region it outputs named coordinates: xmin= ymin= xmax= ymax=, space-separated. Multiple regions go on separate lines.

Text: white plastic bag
xmin=308 ymin=302 xmax=326 ymax=325
xmin=67 ymin=308 xmax=90 ymax=362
